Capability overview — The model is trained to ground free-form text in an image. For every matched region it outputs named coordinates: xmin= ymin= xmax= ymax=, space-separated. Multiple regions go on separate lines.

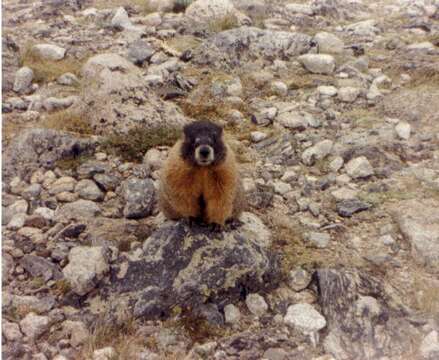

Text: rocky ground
xmin=2 ymin=0 xmax=439 ymax=359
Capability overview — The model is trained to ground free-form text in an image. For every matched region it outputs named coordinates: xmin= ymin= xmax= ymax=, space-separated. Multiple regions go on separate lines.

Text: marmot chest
xmin=186 ymin=167 xmax=223 ymax=197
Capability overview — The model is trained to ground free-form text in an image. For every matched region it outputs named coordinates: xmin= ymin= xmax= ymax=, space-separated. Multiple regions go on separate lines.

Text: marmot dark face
xmin=181 ymin=120 xmax=226 ymax=167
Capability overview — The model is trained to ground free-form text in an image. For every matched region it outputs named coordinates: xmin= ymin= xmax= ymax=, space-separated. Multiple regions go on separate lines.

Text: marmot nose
xmin=199 ymin=146 xmax=211 ymax=158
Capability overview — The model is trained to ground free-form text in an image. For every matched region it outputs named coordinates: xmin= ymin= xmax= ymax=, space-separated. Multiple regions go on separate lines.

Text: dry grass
xmin=101 ymin=125 xmax=181 ymax=162
xmin=41 ymin=110 xmax=94 ymax=135
xmin=413 ymin=275 xmax=439 ymax=314
xmin=79 ymin=310 xmax=143 ymax=360
xmin=208 ymin=14 xmax=239 ymax=33
xmin=20 ymin=45 xmax=83 ymax=84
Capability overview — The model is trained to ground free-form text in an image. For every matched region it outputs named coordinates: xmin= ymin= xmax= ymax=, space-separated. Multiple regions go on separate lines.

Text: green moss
xmin=101 ymin=126 xmax=181 ymax=163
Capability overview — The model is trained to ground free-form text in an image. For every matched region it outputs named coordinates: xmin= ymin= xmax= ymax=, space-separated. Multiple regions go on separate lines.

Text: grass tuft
xmin=42 ymin=110 xmax=94 ymax=135
xmin=208 ymin=14 xmax=239 ymax=33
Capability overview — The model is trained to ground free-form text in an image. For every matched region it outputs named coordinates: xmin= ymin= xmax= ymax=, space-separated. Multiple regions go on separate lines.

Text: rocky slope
xmin=2 ymin=0 xmax=439 ymax=359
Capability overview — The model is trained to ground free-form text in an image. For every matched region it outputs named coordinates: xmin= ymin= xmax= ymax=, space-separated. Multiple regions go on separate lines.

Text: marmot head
xmin=181 ymin=120 xmax=226 ymax=167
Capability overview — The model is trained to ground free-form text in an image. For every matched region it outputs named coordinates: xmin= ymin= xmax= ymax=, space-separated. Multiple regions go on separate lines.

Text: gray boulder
xmin=31 ymin=44 xmax=66 ymax=61
xmin=108 ymin=212 xmax=280 ymax=318
xmin=391 ymin=199 xmax=439 ymax=269
xmin=193 ymin=27 xmax=311 ymax=69
xmin=13 ymin=67 xmax=34 ymax=93
xmin=3 ymin=128 xmax=95 ymax=183
xmin=317 ymin=268 xmax=419 ymax=359
xmin=74 ymin=53 xmax=188 ymax=134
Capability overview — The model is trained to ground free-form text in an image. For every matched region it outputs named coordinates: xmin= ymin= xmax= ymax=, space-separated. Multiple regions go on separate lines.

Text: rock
xmin=63 ymin=320 xmax=90 ymax=347
xmin=20 ymin=255 xmax=63 ymax=281
xmin=111 ymin=7 xmax=133 ymax=30
xmin=22 ymin=183 xmax=42 ymax=200
xmin=224 ymin=304 xmax=241 ymax=324
xmin=288 ymin=268 xmax=312 ymax=291
xmin=186 ymin=0 xmax=237 ymax=24
xmin=194 ymin=341 xmax=217 ymax=357
xmin=302 ymin=140 xmax=333 ymax=165
xmin=77 ymin=53 xmax=187 ymax=134
xmin=318 ymin=85 xmax=338 ymax=97
xmin=75 ymin=179 xmax=104 ymax=201
xmin=3 ymin=128 xmax=94 ymax=182
xmin=314 ymin=32 xmax=344 ymax=54
xmin=77 ymin=160 xmax=108 ymax=179
xmin=246 ymin=293 xmax=268 ymax=316
xmin=7 ymin=213 xmax=26 ymax=230
xmin=337 ymin=87 xmax=360 ymax=103
xmin=34 ymin=207 xmax=55 ymax=221
xmin=306 ymin=232 xmax=330 ymax=248
xmin=57 ymin=72 xmax=79 ymax=86
xmin=13 ymin=67 xmax=33 ymax=93
xmin=194 ymin=27 xmax=311 ymax=69
xmin=407 ymin=42 xmax=434 ymax=52
xmin=286 ymin=3 xmax=313 ymax=15
xmin=284 ymin=303 xmax=326 ymax=334
xmin=31 ymin=44 xmax=66 ymax=61
xmin=366 ymin=84 xmax=382 ymax=102
xmin=122 ymin=178 xmax=155 ymax=219
xmin=329 ymin=156 xmax=344 ymax=172
xmin=263 ymin=347 xmax=288 ymax=360
xmin=55 ymin=199 xmax=101 ymax=221
xmin=2 ymin=320 xmax=22 ymax=341
xmin=395 ymin=122 xmax=411 ymax=140
xmin=391 ymin=199 xmax=439 ymax=268
xmin=93 ymin=347 xmax=117 ymax=360
xmin=298 ymin=54 xmax=335 ymax=75
xmin=345 ymin=156 xmax=374 ymax=179
xmin=127 ymin=40 xmax=154 ymax=65
xmin=19 ymin=312 xmax=50 ymax=339
xmin=271 ymin=81 xmax=288 ymax=96
xmin=345 ymin=20 xmax=379 ymax=37
xmin=277 ymin=111 xmax=309 ymax=130
xmin=317 ymin=268 xmax=418 ymax=359
xmin=43 ymin=96 xmax=78 ymax=111
xmin=143 ymin=148 xmax=164 ymax=171
xmin=93 ymin=173 xmax=120 ymax=192
xmin=49 ymin=176 xmax=77 ymax=195
xmin=336 ymin=199 xmax=371 ymax=217
xmin=273 ymin=181 xmax=292 ymax=195
xmin=420 ymin=330 xmax=439 ymax=359
xmin=17 ymin=227 xmax=45 ymax=244
xmin=251 ymin=131 xmax=268 ymax=143
xmin=109 ymin=213 xmax=279 ymax=318
xmin=63 ymin=246 xmax=110 ymax=296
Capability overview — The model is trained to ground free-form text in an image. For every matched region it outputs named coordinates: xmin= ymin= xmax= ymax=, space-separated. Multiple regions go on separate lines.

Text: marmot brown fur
xmin=159 ymin=120 xmax=245 ymax=226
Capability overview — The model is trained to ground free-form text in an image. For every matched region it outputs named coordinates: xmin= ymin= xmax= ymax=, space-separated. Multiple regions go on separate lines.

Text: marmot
xmin=159 ymin=120 xmax=245 ymax=226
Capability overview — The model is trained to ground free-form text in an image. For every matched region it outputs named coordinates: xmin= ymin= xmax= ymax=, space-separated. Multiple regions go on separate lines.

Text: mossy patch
xmin=101 ymin=125 xmax=181 ymax=162
xmin=41 ymin=110 xmax=94 ymax=135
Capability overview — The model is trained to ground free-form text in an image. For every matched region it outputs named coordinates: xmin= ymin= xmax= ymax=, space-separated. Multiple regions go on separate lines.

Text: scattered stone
xmin=284 ymin=303 xmax=326 ymax=334
xmin=127 ymin=40 xmax=154 ymax=65
xmin=2 ymin=320 xmax=22 ymax=341
xmin=271 ymin=81 xmax=288 ymax=96
xmin=20 ymin=255 xmax=62 ymax=281
xmin=246 ymin=293 xmax=268 ymax=316
xmin=224 ymin=304 xmax=241 ymax=324
xmin=286 ymin=3 xmax=313 ymax=15
xmin=420 ymin=330 xmax=439 ymax=359
xmin=93 ymin=347 xmax=117 ymax=360
xmin=289 ymin=268 xmax=312 ymax=291
xmin=298 ymin=54 xmax=336 ymax=75
xmin=122 ymin=178 xmax=155 ymax=219
xmin=13 ymin=67 xmax=33 ymax=93
xmin=48 ymin=176 xmax=77 ymax=195
xmin=31 ymin=44 xmax=66 ymax=61
xmin=302 ymin=140 xmax=333 ymax=165
xmin=314 ymin=32 xmax=344 ymax=54
xmin=329 ymin=156 xmax=344 ymax=172
xmin=63 ymin=320 xmax=90 ymax=348
xmin=306 ymin=232 xmax=331 ymax=248
xmin=395 ymin=121 xmax=411 ymax=140
xmin=337 ymin=199 xmax=371 ymax=217
xmin=63 ymin=246 xmax=110 ymax=296
xmin=55 ymin=200 xmax=100 ymax=221
xmin=318 ymin=85 xmax=338 ymax=97
xmin=57 ymin=72 xmax=79 ymax=86
xmin=391 ymin=199 xmax=439 ymax=268
xmin=273 ymin=181 xmax=292 ymax=195
xmin=185 ymin=0 xmax=237 ymax=24
xmin=338 ymin=87 xmax=360 ymax=103
xmin=75 ymin=179 xmax=104 ymax=201
xmin=19 ymin=312 xmax=50 ymax=339
xmin=345 ymin=156 xmax=374 ymax=179
xmin=263 ymin=347 xmax=288 ymax=360
xmin=251 ymin=131 xmax=268 ymax=143
xmin=111 ymin=7 xmax=133 ymax=30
